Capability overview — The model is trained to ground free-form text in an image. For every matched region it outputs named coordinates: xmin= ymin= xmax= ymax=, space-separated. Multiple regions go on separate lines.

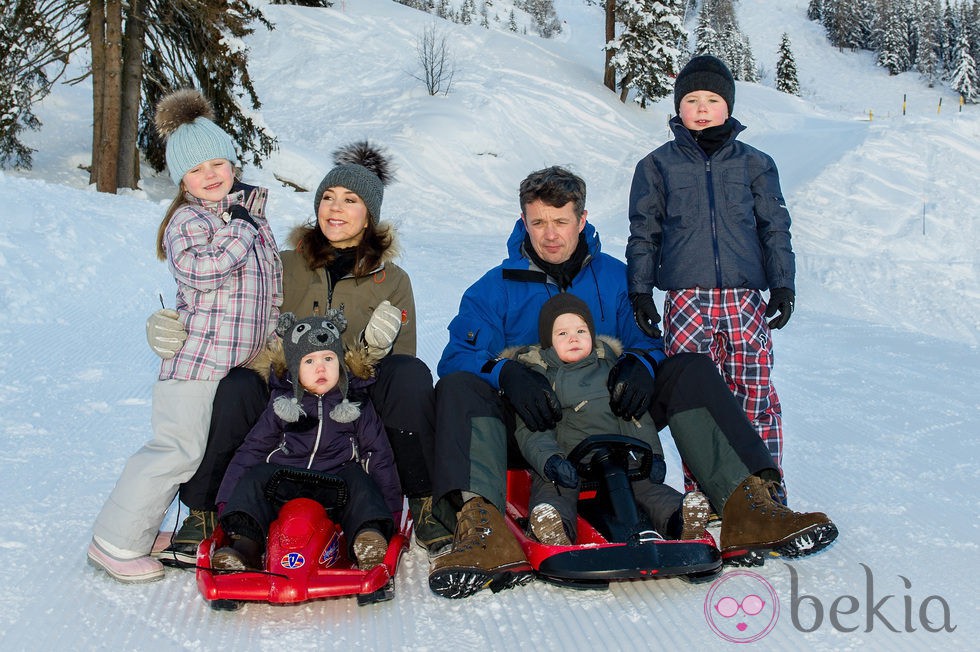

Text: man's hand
xmin=607 ymin=354 xmax=655 ymax=421
xmin=498 ymin=360 xmax=562 ymax=431
xmin=363 ymin=300 xmax=402 ymax=359
xmin=543 ymin=455 xmax=579 ymax=488
xmin=146 ymin=309 xmax=186 ymax=359
xmin=765 ymin=287 xmax=795 ymax=330
xmin=629 ymin=292 xmax=662 ymax=339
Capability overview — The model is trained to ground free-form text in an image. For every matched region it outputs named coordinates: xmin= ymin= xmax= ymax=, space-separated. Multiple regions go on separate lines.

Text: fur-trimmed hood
xmin=286 ymin=223 xmax=402 ymax=266
xmin=498 ymin=334 xmax=623 ymax=371
xmin=245 ymin=332 xmax=377 ymax=383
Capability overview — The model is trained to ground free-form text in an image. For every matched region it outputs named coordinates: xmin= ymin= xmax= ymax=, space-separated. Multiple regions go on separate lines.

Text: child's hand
xmin=145 ymin=309 xmax=186 ymax=359
xmin=765 ymin=287 xmax=795 ymax=329
xmin=544 ymin=455 xmax=579 ymax=488
xmin=629 ymin=292 xmax=662 ymax=339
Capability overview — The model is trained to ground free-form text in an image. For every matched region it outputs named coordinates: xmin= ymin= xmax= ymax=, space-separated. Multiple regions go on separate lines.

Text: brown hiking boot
xmin=720 ymin=475 xmax=838 ymax=566
xmin=428 ymin=497 xmax=534 ymax=599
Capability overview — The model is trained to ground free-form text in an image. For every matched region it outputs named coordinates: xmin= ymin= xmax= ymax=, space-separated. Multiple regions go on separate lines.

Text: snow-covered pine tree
xmin=527 ymin=0 xmax=562 ymax=38
xmin=876 ymin=2 xmax=912 ymax=74
xmin=606 ymin=0 xmax=685 ymax=107
xmin=950 ymin=12 xmax=978 ymax=101
xmin=0 ymin=0 xmax=83 ymax=170
xmin=461 ymin=0 xmax=474 ymax=24
xmin=916 ymin=0 xmax=943 ymax=87
xmin=694 ymin=4 xmax=720 ymax=56
xmin=775 ymin=32 xmax=801 ymax=95
xmin=807 ymin=0 xmax=823 ymax=22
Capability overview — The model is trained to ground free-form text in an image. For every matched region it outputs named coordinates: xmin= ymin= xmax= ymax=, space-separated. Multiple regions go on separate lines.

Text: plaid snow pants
xmin=663 ymin=288 xmax=783 ymax=492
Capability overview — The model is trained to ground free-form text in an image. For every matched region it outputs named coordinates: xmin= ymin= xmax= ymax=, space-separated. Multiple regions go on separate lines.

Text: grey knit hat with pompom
xmin=154 ymin=89 xmax=238 ymax=185
xmin=313 ymin=141 xmax=394 ymax=222
xmin=273 ymin=309 xmax=360 ymax=424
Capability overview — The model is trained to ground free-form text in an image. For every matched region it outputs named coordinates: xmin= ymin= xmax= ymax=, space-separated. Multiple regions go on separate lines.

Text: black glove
xmin=498 ymin=360 xmax=562 ymax=432
xmin=543 ymin=455 xmax=579 ymax=488
xmin=629 ymin=292 xmax=662 ymax=339
xmin=607 ymin=353 xmax=655 ymax=421
xmin=765 ymin=287 xmax=795 ymax=330
xmin=227 ymin=204 xmax=259 ymax=230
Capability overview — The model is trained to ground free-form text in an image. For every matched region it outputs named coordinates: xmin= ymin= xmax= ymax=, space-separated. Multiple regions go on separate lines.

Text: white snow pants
xmin=92 ymin=379 xmax=219 ymax=556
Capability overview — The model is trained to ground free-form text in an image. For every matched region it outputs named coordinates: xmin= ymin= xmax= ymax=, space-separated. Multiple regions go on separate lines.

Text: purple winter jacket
xmin=216 ymin=372 xmax=402 ymax=512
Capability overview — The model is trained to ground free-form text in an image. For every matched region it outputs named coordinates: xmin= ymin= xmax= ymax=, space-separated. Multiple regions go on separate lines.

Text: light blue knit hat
xmin=154 ymin=89 xmax=239 ymax=185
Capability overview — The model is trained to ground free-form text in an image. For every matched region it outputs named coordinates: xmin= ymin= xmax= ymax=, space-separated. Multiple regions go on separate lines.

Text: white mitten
xmin=362 ymin=300 xmax=402 ymax=360
xmin=146 ymin=309 xmax=187 ymax=359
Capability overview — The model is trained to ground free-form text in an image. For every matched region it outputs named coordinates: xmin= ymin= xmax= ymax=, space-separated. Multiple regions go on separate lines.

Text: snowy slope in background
xmin=0 ymin=0 xmax=976 ymax=649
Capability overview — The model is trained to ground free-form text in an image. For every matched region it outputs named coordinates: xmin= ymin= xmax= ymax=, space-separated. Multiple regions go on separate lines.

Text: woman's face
xmin=181 ymin=159 xmax=235 ymax=203
xmin=317 ymin=185 xmax=369 ymax=248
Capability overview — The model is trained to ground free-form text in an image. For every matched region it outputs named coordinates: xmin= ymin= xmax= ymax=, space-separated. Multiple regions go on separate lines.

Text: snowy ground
xmin=0 ymin=1 xmax=977 ymax=649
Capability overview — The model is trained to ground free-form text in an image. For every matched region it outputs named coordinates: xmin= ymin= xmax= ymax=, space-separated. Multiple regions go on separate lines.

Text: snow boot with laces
xmin=155 ymin=508 xmax=217 ymax=568
xmin=428 ymin=497 xmax=534 ymax=599
xmin=410 ymin=495 xmax=454 ymax=556
xmin=720 ymin=475 xmax=838 ymax=566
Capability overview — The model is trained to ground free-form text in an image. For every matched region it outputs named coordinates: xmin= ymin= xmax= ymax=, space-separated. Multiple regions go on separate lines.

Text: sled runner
xmin=505 ymin=435 xmax=722 ymax=590
xmin=196 ymin=469 xmax=410 ymax=611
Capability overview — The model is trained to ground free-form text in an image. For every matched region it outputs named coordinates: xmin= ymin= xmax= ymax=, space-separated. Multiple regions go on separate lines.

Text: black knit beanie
xmin=538 ymin=293 xmax=596 ymax=349
xmin=673 ymin=55 xmax=735 ymax=116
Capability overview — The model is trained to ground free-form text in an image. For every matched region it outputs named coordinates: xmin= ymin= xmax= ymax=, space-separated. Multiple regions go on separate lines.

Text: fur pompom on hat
xmin=673 ymin=55 xmax=736 ymax=116
xmin=313 ymin=141 xmax=394 ymax=222
xmin=538 ymin=293 xmax=596 ymax=350
xmin=155 ymin=89 xmax=239 ymax=185
xmin=273 ymin=310 xmax=361 ymax=424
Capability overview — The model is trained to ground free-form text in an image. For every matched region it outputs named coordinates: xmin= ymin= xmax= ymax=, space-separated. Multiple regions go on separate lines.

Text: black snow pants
xmin=431 ymin=352 xmax=778 ymax=521
xmin=179 ymin=354 xmax=436 ymax=511
xmin=220 ymin=461 xmax=394 ymax=557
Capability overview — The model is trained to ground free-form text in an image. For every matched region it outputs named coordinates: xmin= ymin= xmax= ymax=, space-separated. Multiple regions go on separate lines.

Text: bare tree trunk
xmin=89 ymin=0 xmax=105 ymax=185
xmin=117 ymin=0 xmax=145 ymax=189
xmin=603 ymin=0 xmax=616 ymax=92
xmin=95 ymin=0 xmax=122 ymax=193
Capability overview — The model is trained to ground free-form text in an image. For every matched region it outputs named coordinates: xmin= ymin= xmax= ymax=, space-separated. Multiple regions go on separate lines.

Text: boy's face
xmin=551 ymin=312 xmax=593 ymax=363
xmin=297 ymin=350 xmax=340 ymax=396
xmin=182 ymin=158 xmax=235 ymax=203
xmin=678 ymin=90 xmax=729 ymax=131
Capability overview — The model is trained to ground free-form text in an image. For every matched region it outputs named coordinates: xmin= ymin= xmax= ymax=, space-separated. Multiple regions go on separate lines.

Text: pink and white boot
xmin=88 ymin=537 xmax=164 ymax=583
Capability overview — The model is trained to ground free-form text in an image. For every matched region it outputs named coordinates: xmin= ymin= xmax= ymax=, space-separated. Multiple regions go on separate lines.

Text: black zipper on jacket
xmin=705 ymin=158 xmax=723 ymax=287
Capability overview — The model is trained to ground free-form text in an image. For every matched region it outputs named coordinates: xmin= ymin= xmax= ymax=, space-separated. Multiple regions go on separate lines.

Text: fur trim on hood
xmin=286 ymin=223 xmax=402 ymax=265
xmin=499 ymin=334 xmax=624 ymax=370
xmin=245 ymin=333 xmax=376 ymax=383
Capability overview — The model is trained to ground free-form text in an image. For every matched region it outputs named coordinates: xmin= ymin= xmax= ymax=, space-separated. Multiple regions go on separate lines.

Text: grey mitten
xmin=362 ymin=300 xmax=402 ymax=360
xmin=146 ymin=309 xmax=186 ymax=359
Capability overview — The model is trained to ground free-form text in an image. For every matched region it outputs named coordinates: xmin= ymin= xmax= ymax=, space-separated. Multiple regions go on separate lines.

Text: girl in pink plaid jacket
xmin=89 ymin=89 xmax=282 ymax=583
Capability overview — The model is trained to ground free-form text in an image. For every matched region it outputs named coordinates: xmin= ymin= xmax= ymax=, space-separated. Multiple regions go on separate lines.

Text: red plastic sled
xmin=504 ymin=435 xmax=722 ymax=590
xmin=196 ymin=476 xmax=410 ymax=611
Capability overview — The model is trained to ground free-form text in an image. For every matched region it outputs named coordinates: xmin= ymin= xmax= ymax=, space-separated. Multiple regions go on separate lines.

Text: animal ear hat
xmin=155 ymin=88 xmax=238 ymax=185
xmin=273 ymin=309 xmax=360 ymax=423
